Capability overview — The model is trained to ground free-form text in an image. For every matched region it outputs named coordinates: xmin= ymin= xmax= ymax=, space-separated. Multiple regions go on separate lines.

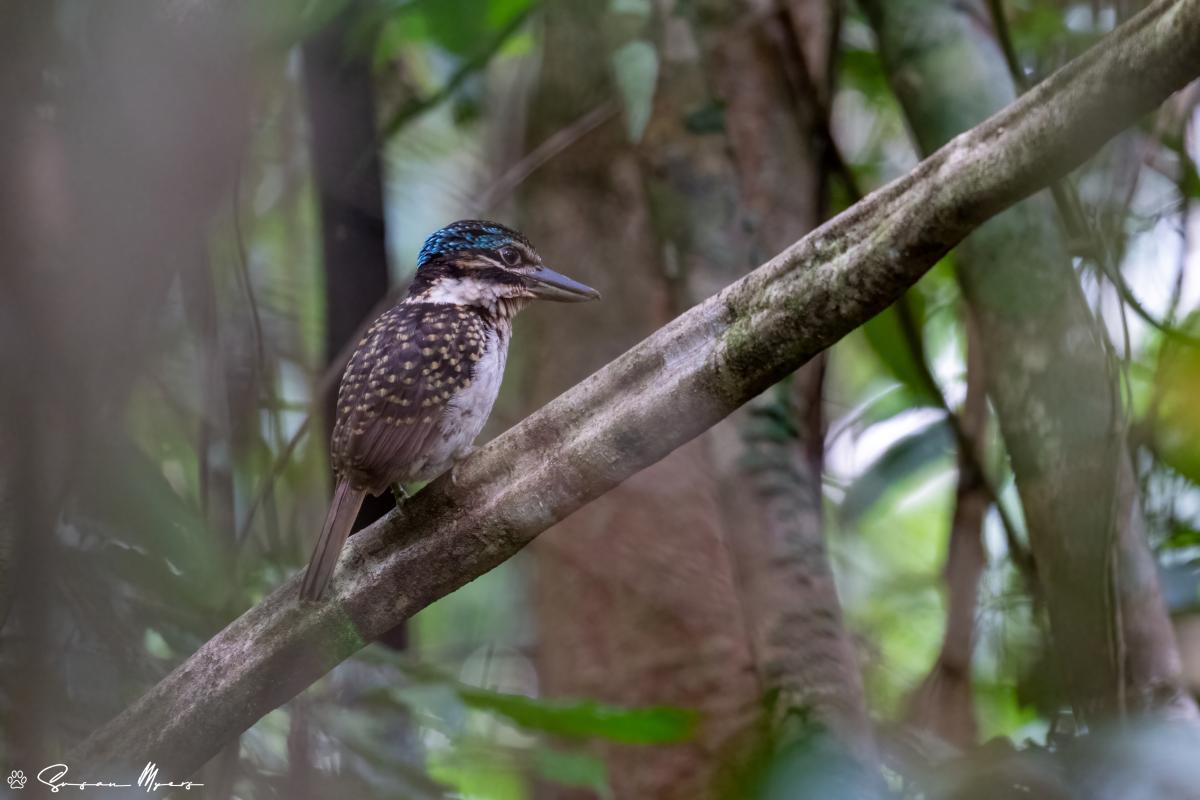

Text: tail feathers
xmin=300 ymin=481 xmax=366 ymax=601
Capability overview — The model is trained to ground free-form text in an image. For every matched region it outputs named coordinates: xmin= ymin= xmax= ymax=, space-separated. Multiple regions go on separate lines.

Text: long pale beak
xmin=526 ymin=266 xmax=601 ymax=302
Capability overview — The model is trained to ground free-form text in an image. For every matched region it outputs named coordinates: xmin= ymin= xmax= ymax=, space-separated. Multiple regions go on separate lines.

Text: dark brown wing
xmin=331 ymin=302 xmax=486 ymax=494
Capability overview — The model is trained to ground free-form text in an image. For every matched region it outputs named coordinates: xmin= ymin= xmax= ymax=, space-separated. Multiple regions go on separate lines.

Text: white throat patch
xmin=412 ymin=276 xmax=528 ymax=319
xmin=418 ymin=277 xmax=502 ymax=309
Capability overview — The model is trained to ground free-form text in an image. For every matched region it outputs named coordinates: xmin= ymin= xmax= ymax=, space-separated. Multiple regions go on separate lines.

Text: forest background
xmin=3 ymin=1 xmax=1200 ymax=798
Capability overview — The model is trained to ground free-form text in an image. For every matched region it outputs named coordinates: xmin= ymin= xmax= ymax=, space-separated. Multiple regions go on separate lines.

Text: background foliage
xmin=1 ymin=1 xmax=1199 ymax=798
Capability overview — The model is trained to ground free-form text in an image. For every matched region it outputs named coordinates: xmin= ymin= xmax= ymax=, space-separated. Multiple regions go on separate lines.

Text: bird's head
xmin=407 ymin=220 xmax=599 ymax=315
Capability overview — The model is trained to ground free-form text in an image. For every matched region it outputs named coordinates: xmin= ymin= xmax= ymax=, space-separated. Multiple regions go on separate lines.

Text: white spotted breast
xmin=411 ymin=324 xmax=509 ymax=481
xmin=331 ymin=302 xmax=509 ymax=493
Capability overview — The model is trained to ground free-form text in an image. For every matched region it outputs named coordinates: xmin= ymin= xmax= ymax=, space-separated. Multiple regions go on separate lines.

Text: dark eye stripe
xmin=477 ymin=266 xmax=523 ymax=285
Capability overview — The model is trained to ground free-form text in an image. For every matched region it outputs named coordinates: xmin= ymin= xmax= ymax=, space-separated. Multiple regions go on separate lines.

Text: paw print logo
xmin=7 ymin=769 xmax=26 ymax=789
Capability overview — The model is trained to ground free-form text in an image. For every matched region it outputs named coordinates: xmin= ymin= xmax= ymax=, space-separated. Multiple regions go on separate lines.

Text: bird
xmin=300 ymin=220 xmax=599 ymax=601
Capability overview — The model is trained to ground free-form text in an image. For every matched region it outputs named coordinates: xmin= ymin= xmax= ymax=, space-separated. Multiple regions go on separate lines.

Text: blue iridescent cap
xmin=417 ymin=220 xmax=531 ymax=267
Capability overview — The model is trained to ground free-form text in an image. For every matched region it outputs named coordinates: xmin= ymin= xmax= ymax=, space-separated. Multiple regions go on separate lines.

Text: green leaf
xmin=1163 ymin=526 xmax=1200 ymax=551
xmin=406 ymin=0 xmax=532 ymax=57
xmin=534 ymin=748 xmax=613 ymax=799
xmin=1153 ymin=315 xmax=1200 ymax=485
xmin=610 ymin=40 xmax=658 ymax=143
xmin=837 ymin=43 xmax=891 ymax=106
xmin=840 ymin=417 xmax=954 ymax=524
xmin=855 ymin=384 xmax=930 ymax=430
xmin=425 ymin=746 xmax=524 ymax=800
xmin=373 ymin=11 xmax=428 ymax=67
xmin=381 ymin=661 xmax=700 ymax=744
xmin=861 ymin=294 xmax=938 ymax=405
xmin=456 ymin=686 xmax=697 ymax=744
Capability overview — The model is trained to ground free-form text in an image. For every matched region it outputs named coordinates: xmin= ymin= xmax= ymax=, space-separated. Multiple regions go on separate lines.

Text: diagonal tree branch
xmin=75 ymin=0 xmax=1200 ymax=778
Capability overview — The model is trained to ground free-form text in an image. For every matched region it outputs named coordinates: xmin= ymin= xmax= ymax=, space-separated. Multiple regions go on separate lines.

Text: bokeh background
xmin=1 ymin=1 xmax=1199 ymax=798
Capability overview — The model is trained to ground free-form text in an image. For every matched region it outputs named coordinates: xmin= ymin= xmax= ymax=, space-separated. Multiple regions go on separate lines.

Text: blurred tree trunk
xmin=0 ymin=1 xmax=252 ymax=764
xmin=518 ymin=2 xmax=761 ymax=797
xmin=862 ymin=0 xmax=1198 ymax=722
xmin=521 ymin=1 xmax=873 ymax=795
xmin=0 ymin=3 xmax=63 ymax=766
xmin=696 ymin=0 xmax=876 ymax=765
xmin=301 ymin=8 xmax=406 ymax=651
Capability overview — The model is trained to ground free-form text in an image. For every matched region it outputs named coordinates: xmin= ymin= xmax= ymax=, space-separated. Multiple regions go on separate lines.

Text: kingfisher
xmin=300 ymin=220 xmax=599 ymax=601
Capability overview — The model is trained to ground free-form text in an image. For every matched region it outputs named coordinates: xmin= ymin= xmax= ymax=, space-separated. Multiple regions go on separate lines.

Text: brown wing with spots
xmin=331 ymin=302 xmax=486 ymax=494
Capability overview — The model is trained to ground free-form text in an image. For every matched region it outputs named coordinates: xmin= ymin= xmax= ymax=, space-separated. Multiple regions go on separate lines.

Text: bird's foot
xmin=391 ymin=483 xmax=412 ymax=506
xmin=450 ymin=446 xmax=478 ymax=486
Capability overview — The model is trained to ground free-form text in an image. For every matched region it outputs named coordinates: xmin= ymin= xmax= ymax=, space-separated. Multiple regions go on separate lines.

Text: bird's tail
xmin=300 ymin=480 xmax=365 ymax=601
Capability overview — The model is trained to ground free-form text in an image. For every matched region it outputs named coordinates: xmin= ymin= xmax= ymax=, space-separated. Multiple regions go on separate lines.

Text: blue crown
xmin=417 ymin=220 xmax=529 ymax=267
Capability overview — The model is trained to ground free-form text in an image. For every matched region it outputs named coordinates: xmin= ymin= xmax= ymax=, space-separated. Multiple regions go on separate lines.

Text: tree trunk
xmin=301 ymin=8 xmax=406 ymax=649
xmin=518 ymin=3 xmax=761 ymax=796
xmin=523 ymin=1 xmax=876 ymax=793
xmin=697 ymin=0 xmax=876 ymax=764
xmin=0 ymin=1 xmax=252 ymax=764
xmin=861 ymin=0 xmax=1198 ymax=722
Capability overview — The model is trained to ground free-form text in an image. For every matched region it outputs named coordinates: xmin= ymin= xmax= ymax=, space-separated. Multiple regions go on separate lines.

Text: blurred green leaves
xmin=532 ymin=748 xmax=613 ymax=798
xmin=611 ymin=40 xmax=658 ymax=142
xmin=1153 ymin=316 xmax=1200 ymax=485
xmin=840 ymin=417 xmax=954 ymax=525
xmin=371 ymin=0 xmax=536 ymax=137
xmin=342 ymin=652 xmax=693 ymax=798
xmin=861 ymin=298 xmax=938 ymax=407
xmin=456 ymin=688 xmax=697 ymax=744
xmin=380 ymin=0 xmax=534 ymax=58
xmin=389 ymin=660 xmax=698 ymax=744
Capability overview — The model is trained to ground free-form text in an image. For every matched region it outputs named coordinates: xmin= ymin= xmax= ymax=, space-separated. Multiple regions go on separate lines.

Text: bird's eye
xmin=499 ymin=246 xmax=521 ymax=266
